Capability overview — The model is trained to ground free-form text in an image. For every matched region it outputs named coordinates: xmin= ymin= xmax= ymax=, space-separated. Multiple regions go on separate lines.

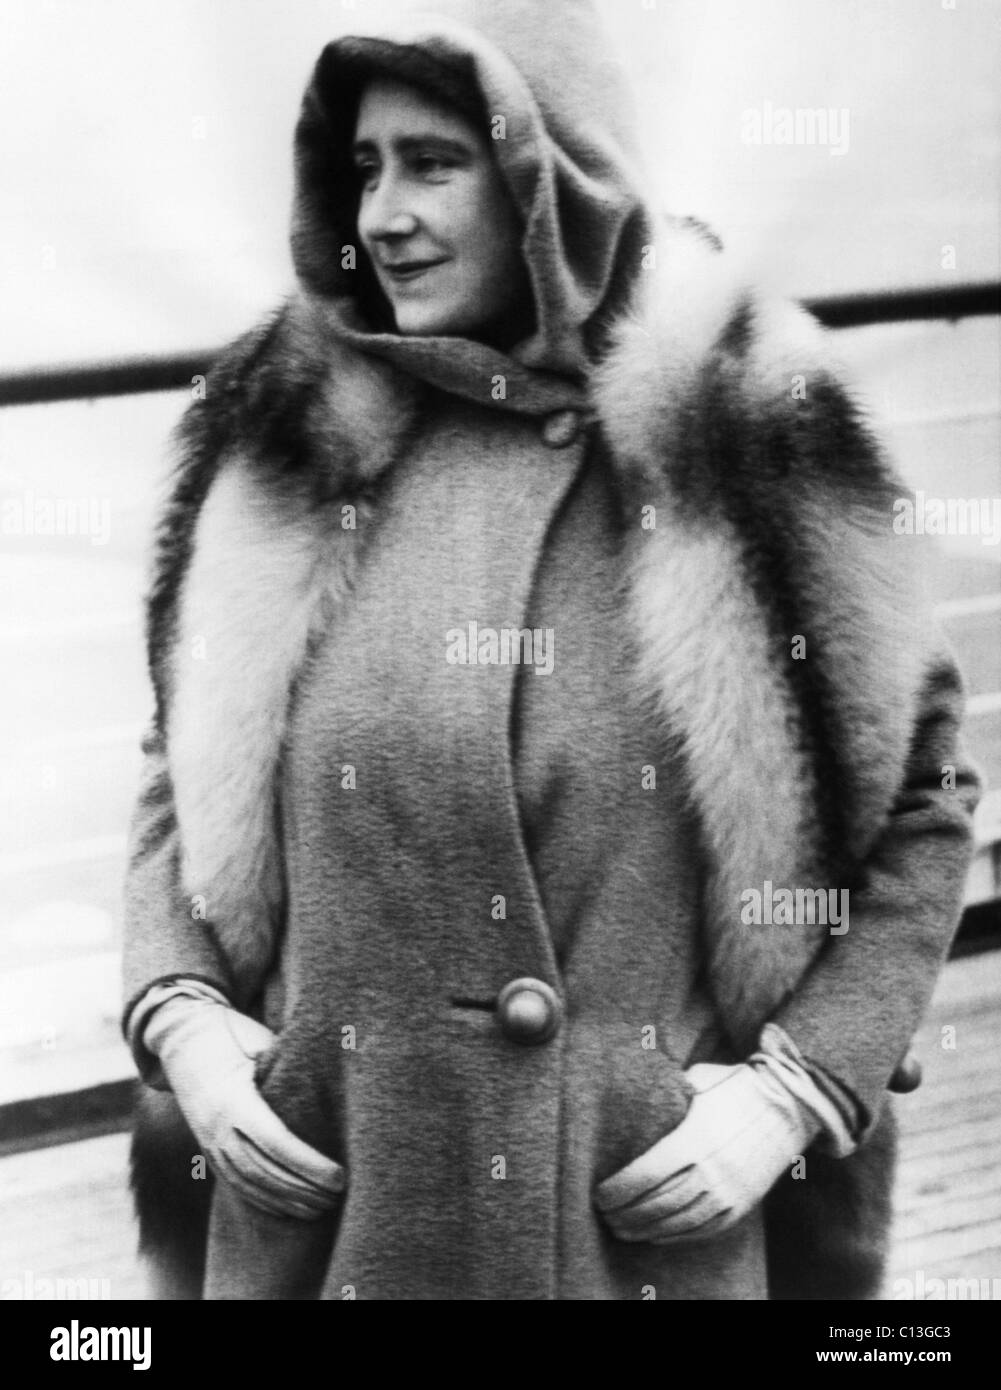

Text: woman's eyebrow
xmin=351 ymin=134 xmax=474 ymax=160
xmin=397 ymin=134 xmax=472 ymax=157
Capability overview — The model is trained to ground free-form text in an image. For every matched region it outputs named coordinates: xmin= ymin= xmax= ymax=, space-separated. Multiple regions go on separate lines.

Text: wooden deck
xmin=886 ymin=948 xmax=1001 ymax=1296
xmin=1 ymin=950 xmax=999 ymax=1302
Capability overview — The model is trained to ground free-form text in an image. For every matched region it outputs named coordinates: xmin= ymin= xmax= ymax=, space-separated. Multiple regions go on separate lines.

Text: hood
xmin=291 ymin=0 xmax=655 ymax=379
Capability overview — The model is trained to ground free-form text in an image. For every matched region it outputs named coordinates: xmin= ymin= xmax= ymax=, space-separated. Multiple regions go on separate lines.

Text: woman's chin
xmin=391 ymin=310 xmax=466 ymax=337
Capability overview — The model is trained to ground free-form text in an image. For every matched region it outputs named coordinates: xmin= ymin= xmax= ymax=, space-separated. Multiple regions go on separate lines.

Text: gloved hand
xmin=593 ymin=1051 xmax=823 ymax=1245
xmin=143 ymin=996 xmax=346 ymax=1220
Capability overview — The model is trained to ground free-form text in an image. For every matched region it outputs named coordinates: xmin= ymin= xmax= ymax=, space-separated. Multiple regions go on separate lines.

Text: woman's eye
xmin=354 ymin=161 xmax=379 ymax=190
xmin=412 ymin=152 xmax=452 ymax=179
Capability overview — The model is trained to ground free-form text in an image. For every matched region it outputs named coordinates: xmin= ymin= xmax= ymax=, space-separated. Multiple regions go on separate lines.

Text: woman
xmin=123 ymin=0 xmax=980 ymax=1300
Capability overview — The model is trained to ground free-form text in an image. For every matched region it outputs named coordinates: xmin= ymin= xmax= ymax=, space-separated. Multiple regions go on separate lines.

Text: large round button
xmin=888 ymin=1052 xmax=922 ymax=1094
xmin=497 ymin=977 xmax=561 ymax=1045
xmin=541 ymin=410 xmax=581 ymax=449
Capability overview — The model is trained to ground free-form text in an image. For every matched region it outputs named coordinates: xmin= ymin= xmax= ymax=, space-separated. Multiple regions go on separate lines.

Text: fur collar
xmin=159 ymin=224 xmax=932 ymax=1046
xmin=591 ymin=240 xmax=928 ymax=1044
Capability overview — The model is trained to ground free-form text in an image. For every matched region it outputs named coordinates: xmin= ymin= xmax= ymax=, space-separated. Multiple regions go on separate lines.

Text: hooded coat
xmin=123 ymin=0 xmax=980 ymax=1300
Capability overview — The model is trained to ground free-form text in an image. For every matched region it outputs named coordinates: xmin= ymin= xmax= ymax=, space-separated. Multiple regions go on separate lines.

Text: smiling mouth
xmin=381 ymin=259 xmax=448 ymax=283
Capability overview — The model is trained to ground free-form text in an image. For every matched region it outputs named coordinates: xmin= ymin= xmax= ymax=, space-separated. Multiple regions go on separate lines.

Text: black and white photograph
xmin=1 ymin=0 xmax=999 ymax=1348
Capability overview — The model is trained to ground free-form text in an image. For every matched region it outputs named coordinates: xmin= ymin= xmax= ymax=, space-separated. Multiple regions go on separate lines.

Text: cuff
xmin=126 ymin=978 xmax=232 ymax=1088
xmin=752 ymin=1023 xmax=860 ymax=1158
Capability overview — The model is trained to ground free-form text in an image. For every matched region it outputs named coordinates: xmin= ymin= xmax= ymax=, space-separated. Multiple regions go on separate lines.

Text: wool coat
xmin=123 ymin=0 xmax=980 ymax=1300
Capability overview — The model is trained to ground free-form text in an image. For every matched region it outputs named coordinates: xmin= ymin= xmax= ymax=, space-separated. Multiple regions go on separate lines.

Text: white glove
xmin=594 ymin=1047 xmax=825 ymax=1245
xmin=144 ymin=996 xmax=346 ymax=1221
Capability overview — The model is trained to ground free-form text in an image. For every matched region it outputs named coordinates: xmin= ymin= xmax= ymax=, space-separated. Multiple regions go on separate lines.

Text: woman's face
xmin=353 ymin=78 xmax=529 ymax=338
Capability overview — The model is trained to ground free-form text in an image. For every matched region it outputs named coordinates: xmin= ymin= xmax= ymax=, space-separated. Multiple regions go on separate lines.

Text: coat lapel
xmin=593 ymin=226 xmax=931 ymax=1048
xmin=166 ymin=314 xmax=419 ymax=989
xmin=167 ymin=463 xmax=373 ymax=988
xmin=591 ymin=233 xmax=824 ymax=1043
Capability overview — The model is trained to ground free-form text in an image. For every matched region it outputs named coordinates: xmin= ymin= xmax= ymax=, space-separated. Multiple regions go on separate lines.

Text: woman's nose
xmin=360 ymin=175 xmax=419 ymax=241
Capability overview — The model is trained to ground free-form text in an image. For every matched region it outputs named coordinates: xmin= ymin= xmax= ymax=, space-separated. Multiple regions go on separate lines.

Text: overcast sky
xmin=1 ymin=0 xmax=998 ymax=367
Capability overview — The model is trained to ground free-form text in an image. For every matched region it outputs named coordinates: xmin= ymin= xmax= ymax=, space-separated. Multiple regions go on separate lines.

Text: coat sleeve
xmin=769 ymin=647 xmax=982 ymax=1138
xmin=121 ymin=724 xmax=236 ymax=1038
xmin=121 ymin=311 xmax=296 ymax=1039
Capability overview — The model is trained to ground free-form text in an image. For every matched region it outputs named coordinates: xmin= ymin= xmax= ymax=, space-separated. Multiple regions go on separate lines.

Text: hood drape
xmin=290 ymin=0 xmax=655 ymax=386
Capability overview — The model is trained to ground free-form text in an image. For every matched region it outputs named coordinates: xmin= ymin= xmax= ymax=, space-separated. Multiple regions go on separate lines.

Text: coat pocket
xmin=563 ymin=1018 xmax=696 ymax=1186
xmin=251 ymin=1014 xmax=349 ymax=1170
xmin=202 ymin=1179 xmax=341 ymax=1300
